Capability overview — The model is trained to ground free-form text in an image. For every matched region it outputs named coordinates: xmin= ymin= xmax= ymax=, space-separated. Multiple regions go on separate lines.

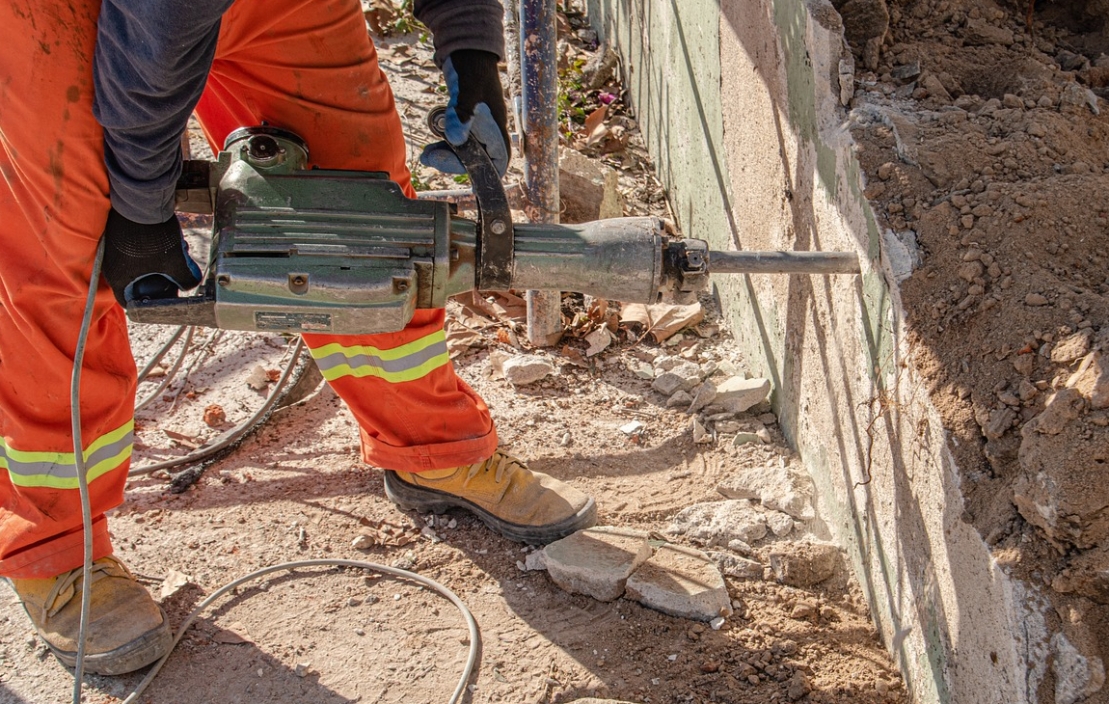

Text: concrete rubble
xmin=540 ymin=527 xmax=732 ymax=623
xmin=713 ymin=377 xmax=771 ymax=414
xmin=559 ymin=148 xmax=625 ymax=224
xmin=666 ymin=500 xmax=769 ymax=545
xmin=542 ymin=527 xmax=652 ymax=601
xmin=624 ymin=544 xmax=733 ymax=622
xmin=768 ymin=542 xmax=842 ymax=587
xmin=501 ymin=355 xmax=556 ymax=386
xmin=716 ymin=460 xmax=816 ymax=521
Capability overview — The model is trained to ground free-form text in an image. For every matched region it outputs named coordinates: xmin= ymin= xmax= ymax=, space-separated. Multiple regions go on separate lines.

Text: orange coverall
xmin=0 ymin=0 xmax=498 ymax=579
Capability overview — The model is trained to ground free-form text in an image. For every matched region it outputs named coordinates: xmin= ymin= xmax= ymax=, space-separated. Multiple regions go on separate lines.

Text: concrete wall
xmin=586 ymin=0 xmax=1047 ymax=702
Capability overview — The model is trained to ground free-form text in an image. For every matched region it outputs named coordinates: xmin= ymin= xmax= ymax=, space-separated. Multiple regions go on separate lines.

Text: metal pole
xmin=520 ymin=0 xmax=563 ymax=347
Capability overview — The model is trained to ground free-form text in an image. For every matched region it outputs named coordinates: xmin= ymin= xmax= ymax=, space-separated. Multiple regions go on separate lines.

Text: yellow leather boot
xmin=8 ymin=555 xmax=172 ymax=675
xmin=384 ymin=449 xmax=596 ymax=544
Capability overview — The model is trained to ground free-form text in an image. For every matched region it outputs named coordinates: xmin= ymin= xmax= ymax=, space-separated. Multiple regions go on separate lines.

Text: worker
xmin=0 ymin=0 xmax=596 ymax=676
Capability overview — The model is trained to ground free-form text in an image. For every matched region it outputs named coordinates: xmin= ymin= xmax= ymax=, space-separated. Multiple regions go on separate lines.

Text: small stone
xmin=710 ymin=616 xmax=726 ymax=630
xmin=733 ymin=432 xmax=761 ymax=446
xmin=667 ymin=500 xmax=768 ymax=545
xmin=524 ymin=549 xmax=548 ymax=572
xmin=790 ymin=602 xmax=818 ymax=620
xmin=352 ymin=535 xmax=375 ymax=550
xmin=1068 ymin=352 xmax=1109 ymax=409
xmin=692 ymin=417 xmax=713 ymax=444
xmin=766 ymin=511 xmax=795 ymax=537
xmin=560 ymin=432 xmax=572 ymax=447
xmin=710 ymin=551 xmax=764 ymax=580
xmin=962 ymin=19 xmax=1014 ymax=46
xmin=667 ymin=390 xmax=694 ymax=408
xmin=714 ymin=377 xmax=771 ymax=414
xmin=688 ymin=381 xmax=718 ymax=413
xmin=787 ymin=672 xmax=811 ymax=701
xmin=295 ymin=662 xmax=310 ymax=678
xmin=652 ymin=372 xmax=689 ymax=396
xmin=1051 ymin=330 xmax=1093 ymax=365
xmin=619 ymin=420 xmax=645 ymax=435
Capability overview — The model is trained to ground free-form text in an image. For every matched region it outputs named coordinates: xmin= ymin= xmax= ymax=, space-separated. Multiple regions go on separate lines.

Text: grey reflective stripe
xmin=1 ymin=429 xmax=134 ymax=488
xmin=313 ymin=339 xmax=449 ymax=376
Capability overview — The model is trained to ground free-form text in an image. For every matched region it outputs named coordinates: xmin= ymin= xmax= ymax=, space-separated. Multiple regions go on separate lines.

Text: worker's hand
xmin=420 ymin=49 xmax=511 ymax=178
xmin=101 ymin=208 xmax=202 ymax=307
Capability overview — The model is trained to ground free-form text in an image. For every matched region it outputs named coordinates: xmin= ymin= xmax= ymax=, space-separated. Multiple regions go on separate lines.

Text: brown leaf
xmin=620 ymin=302 xmax=705 ymax=342
xmin=583 ymin=105 xmax=609 ymax=146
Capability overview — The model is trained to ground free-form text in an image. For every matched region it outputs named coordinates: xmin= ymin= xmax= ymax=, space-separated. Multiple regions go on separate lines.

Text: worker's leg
xmin=194 ymin=0 xmax=498 ymax=471
xmin=194 ymin=0 xmax=595 ymax=542
xmin=0 ymin=0 xmax=171 ymax=674
xmin=0 ymin=0 xmax=133 ymax=581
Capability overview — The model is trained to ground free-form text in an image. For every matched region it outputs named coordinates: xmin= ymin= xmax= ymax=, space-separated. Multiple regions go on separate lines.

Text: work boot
xmin=8 ymin=555 xmax=173 ymax=675
xmin=383 ymin=449 xmax=596 ymax=544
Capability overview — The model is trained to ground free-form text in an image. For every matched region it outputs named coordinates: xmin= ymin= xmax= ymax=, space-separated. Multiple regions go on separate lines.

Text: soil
xmin=0 ymin=9 xmax=907 ymax=704
xmin=846 ymin=0 xmax=1109 ymax=699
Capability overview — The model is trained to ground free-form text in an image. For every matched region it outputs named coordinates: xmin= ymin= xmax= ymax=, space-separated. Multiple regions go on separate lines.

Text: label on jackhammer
xmin=255 ymin=311 xmax=333 ymax=332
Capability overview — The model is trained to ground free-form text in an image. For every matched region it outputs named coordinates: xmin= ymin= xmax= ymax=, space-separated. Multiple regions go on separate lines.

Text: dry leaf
xmin=584 ymin=327 xmax=613 ymax=357
xmin=583 ymin=105 xmax=609 ymax=146
xmin=620 ymin=302 xmax=705 ymax=343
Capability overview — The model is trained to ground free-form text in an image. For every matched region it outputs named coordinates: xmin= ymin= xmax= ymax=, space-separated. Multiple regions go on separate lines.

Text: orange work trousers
xmin=0 ymin=0 xmax=497 ymax=579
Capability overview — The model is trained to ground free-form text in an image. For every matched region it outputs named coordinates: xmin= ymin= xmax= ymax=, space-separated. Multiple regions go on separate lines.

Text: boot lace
xmin=464 ymin=449 xmax=523 ymax=486
xmin=42 ymin=556 xmax=129 ymax=620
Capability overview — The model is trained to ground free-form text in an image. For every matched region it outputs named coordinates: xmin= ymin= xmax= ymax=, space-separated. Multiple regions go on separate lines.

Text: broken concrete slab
xmin=652 ymin=371 xmax=693 ymax=396
xmin=768 ymin=541 xmax=842 ymax=587
xmin=624 ymin=543 xmax=732 ymax=622
xmin=543 ymin=527 xmax=653 ymax=602
xmin=766 ymin=511 xmax=795 ymax=537
xmin=714 ymin=377 xmax=771 ymax=414
xmin=502 ymin=356 xmax=556 ymax=386
xmin=666 ymin=500 xmax=768 ymax=545
xmin=688 ymin=381 xmax=717 ymax=413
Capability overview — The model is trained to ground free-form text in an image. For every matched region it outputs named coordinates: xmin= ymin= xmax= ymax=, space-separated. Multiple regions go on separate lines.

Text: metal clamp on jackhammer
xmin=126 ymin=124 xmax=859 ymax=334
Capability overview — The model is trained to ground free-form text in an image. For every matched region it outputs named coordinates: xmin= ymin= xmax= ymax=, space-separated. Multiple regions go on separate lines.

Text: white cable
xmin=72 ymin=247 xmax=481 ymax=703
xmin=70 ymin=238 xmax=106 ymax=702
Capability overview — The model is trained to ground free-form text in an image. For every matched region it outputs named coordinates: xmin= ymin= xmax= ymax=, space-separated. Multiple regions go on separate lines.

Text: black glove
xmin=420 ymin=49 xmax=511 ymax=177
xmin=101 ymin=208 xmax=202 ymax=307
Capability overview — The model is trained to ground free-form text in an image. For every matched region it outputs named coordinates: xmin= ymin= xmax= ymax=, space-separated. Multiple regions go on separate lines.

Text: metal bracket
xmin=428 ymin=107 xmax=515 ymax=290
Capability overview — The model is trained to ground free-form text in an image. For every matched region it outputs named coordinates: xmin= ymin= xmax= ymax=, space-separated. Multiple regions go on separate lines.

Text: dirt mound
xmin=848 ymin=0 xmax=1109 ymax=698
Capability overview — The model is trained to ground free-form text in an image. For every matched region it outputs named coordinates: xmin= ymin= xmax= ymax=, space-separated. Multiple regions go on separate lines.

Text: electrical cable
xmin=70 ymin=238 xmax=106 ymax=702
xmin=119 ymin=559 xmax=481 ymax=704
xmin=71 ymin=247 xmax=481 ymax=704
xmin=128 ymin=337 xmax=307 ymax=477
xmin=134 ymin=325 xmax=194 ymax=412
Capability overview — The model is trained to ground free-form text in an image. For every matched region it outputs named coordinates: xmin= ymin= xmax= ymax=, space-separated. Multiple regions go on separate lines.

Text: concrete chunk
xmin=666 ymin=500 xmax=768 ymax=545
xmin=717 ymin=461 xmax=815 ymax=520
xmin=502 ymin=356 xmax=556 ymax=386
xmin=543 ymin=527 xmax=653 ymax=602
xmin=768 ymin=541 xmax=841 ymax=587
xmin=709 ymin=551 xmax=765 ymax=580
xmin=625 ymin=544 xmax=733 ymax=622
xmin=714 ymin=377 xmax=771 ymax=414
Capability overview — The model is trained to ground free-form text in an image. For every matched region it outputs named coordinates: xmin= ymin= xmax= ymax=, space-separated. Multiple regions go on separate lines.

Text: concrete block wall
xmin=585 ymin=0 xmax=1049 ymax=701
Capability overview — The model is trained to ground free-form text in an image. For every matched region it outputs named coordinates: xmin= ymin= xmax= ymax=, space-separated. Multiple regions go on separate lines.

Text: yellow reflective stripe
xmin=317 ymin=350 xmax=451 ymax=383
xmin=310 ymin=330 xmax=450 ymax=383
xmin=1 ymin=420 xmax=134 ymax=490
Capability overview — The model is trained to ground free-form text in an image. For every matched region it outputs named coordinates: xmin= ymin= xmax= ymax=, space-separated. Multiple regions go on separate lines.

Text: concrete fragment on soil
xmin=666 ymin=500 xmax=768 ymax=545
xmin=716 ymin=461 xmax=815 ymax=521
xmin=713 ymin=377 xmax=771 ymax=414
xmin=624 ymin=543 xmax=733 ymax=622
xmin=543 ymin=526 xmax=653 ymax=602
xmin=559 ymin=148 xmax=625 ymax=223
xmin=502 ymin=355 xmax=555 ymax=386
xmin=709 ymin=551 xmax=765 ymax=580
xmin=768 ymin=542 xmax=841 ymax=587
